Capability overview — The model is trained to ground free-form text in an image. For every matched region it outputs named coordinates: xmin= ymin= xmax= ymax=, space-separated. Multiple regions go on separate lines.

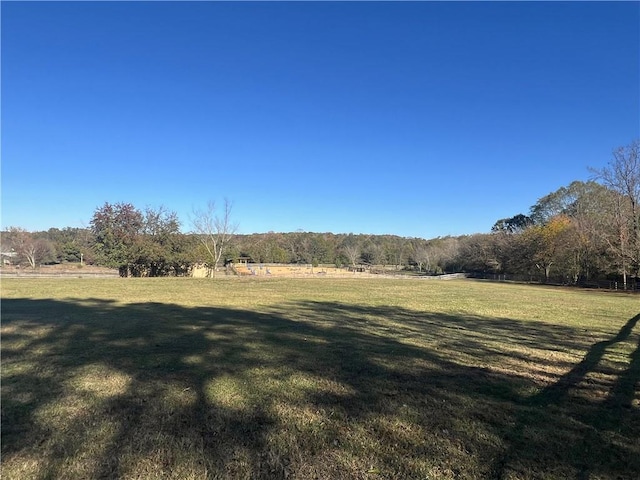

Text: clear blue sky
xmin=2 ymin=1 xmax=638 ymax=238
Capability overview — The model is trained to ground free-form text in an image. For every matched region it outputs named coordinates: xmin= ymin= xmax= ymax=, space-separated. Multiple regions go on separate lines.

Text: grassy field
xmin=1 ymin=277 xmax=638 ymax=479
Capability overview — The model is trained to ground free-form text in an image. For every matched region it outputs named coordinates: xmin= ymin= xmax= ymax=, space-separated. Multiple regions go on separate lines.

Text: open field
xmin=2 ymin=277 xmax=639 ymax=479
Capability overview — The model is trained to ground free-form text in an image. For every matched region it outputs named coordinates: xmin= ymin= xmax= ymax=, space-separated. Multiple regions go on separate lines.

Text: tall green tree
xmin=491 ymin=214 xmax=533 ymax=233
xmin=134 ymin=206 xmax=188 ymax=276
xmin=44 ymin=227 xmax=93 ymax=264
xmin=91 ymin=202 xmax=193 ymax=276
xmin=90 ymin=202 xmax=144 ymax=271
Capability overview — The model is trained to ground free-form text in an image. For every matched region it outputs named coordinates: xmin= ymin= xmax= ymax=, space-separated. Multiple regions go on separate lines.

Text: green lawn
xmin=2 ymin=277 xmax=638 ymax=479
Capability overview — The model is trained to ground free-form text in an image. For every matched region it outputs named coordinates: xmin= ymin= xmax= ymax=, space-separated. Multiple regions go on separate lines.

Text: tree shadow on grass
xmin=2 ymin=298 xmax=638 ymax=479
xmin=494 ymin=313 xmax=640 ymax=480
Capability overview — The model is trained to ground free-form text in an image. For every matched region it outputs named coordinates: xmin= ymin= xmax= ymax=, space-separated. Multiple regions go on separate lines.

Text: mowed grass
xmin=1 ymin=277 xmax=638 ymax=480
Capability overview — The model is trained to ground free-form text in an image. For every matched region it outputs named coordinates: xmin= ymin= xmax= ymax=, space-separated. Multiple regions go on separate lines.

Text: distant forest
xmin=3 ymin=141 xmax=638 ymax=289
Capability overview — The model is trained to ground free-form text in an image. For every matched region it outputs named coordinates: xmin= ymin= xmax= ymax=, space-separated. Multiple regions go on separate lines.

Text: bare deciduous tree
xmin=343 ymin=244 xmax=360 ymax=269
xmin=591 ymin=140 xmax=640 ymax=288
xmin=412 ymin=244 xmax=432 ymax=273
xmin=367 ymin=242 xmax=386 ymax=267
xmin=191 ymin=199 xmax=238 ymax=278
xmin=7 ymin=227 xmax=53 ymax=269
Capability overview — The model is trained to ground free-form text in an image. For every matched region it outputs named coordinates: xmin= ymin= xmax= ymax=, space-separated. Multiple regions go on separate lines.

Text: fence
xmin=466 ymin=272 xmax=638 ymax=291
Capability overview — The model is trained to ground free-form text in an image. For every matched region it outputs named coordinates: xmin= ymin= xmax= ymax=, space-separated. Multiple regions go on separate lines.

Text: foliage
xmin=39 ymin=227 xmax=92 ymax=263
xmin=90 ymin=202 xmax=193 ymax=276
xmin=90 ymin=202 xmax=144 ymax=269
xmin=491 ymin=213 xmax=533 ymax=233
xmin=3 ymin=140 xmax=638 ymax=286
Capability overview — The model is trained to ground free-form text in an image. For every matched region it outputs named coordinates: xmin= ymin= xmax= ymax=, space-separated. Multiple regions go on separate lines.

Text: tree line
xmin=2 ymin=140 xmax=638 ymax=288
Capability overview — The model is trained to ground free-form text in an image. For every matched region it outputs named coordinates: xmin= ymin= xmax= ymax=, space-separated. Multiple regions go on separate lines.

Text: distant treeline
xmin=3 ymin=141 xmax=638 ymax=288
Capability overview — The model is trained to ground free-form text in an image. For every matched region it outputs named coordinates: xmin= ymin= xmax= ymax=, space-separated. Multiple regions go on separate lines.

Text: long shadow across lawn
xmin=2 ymin=298 xmax=638 ymax=479
xmin=494 ymin=313 xmax=640 ymax=480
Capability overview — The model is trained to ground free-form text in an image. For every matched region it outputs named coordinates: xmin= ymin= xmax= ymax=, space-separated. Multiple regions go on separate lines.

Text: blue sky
xmin=2 ymin=1 xmax=638 ymax=238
